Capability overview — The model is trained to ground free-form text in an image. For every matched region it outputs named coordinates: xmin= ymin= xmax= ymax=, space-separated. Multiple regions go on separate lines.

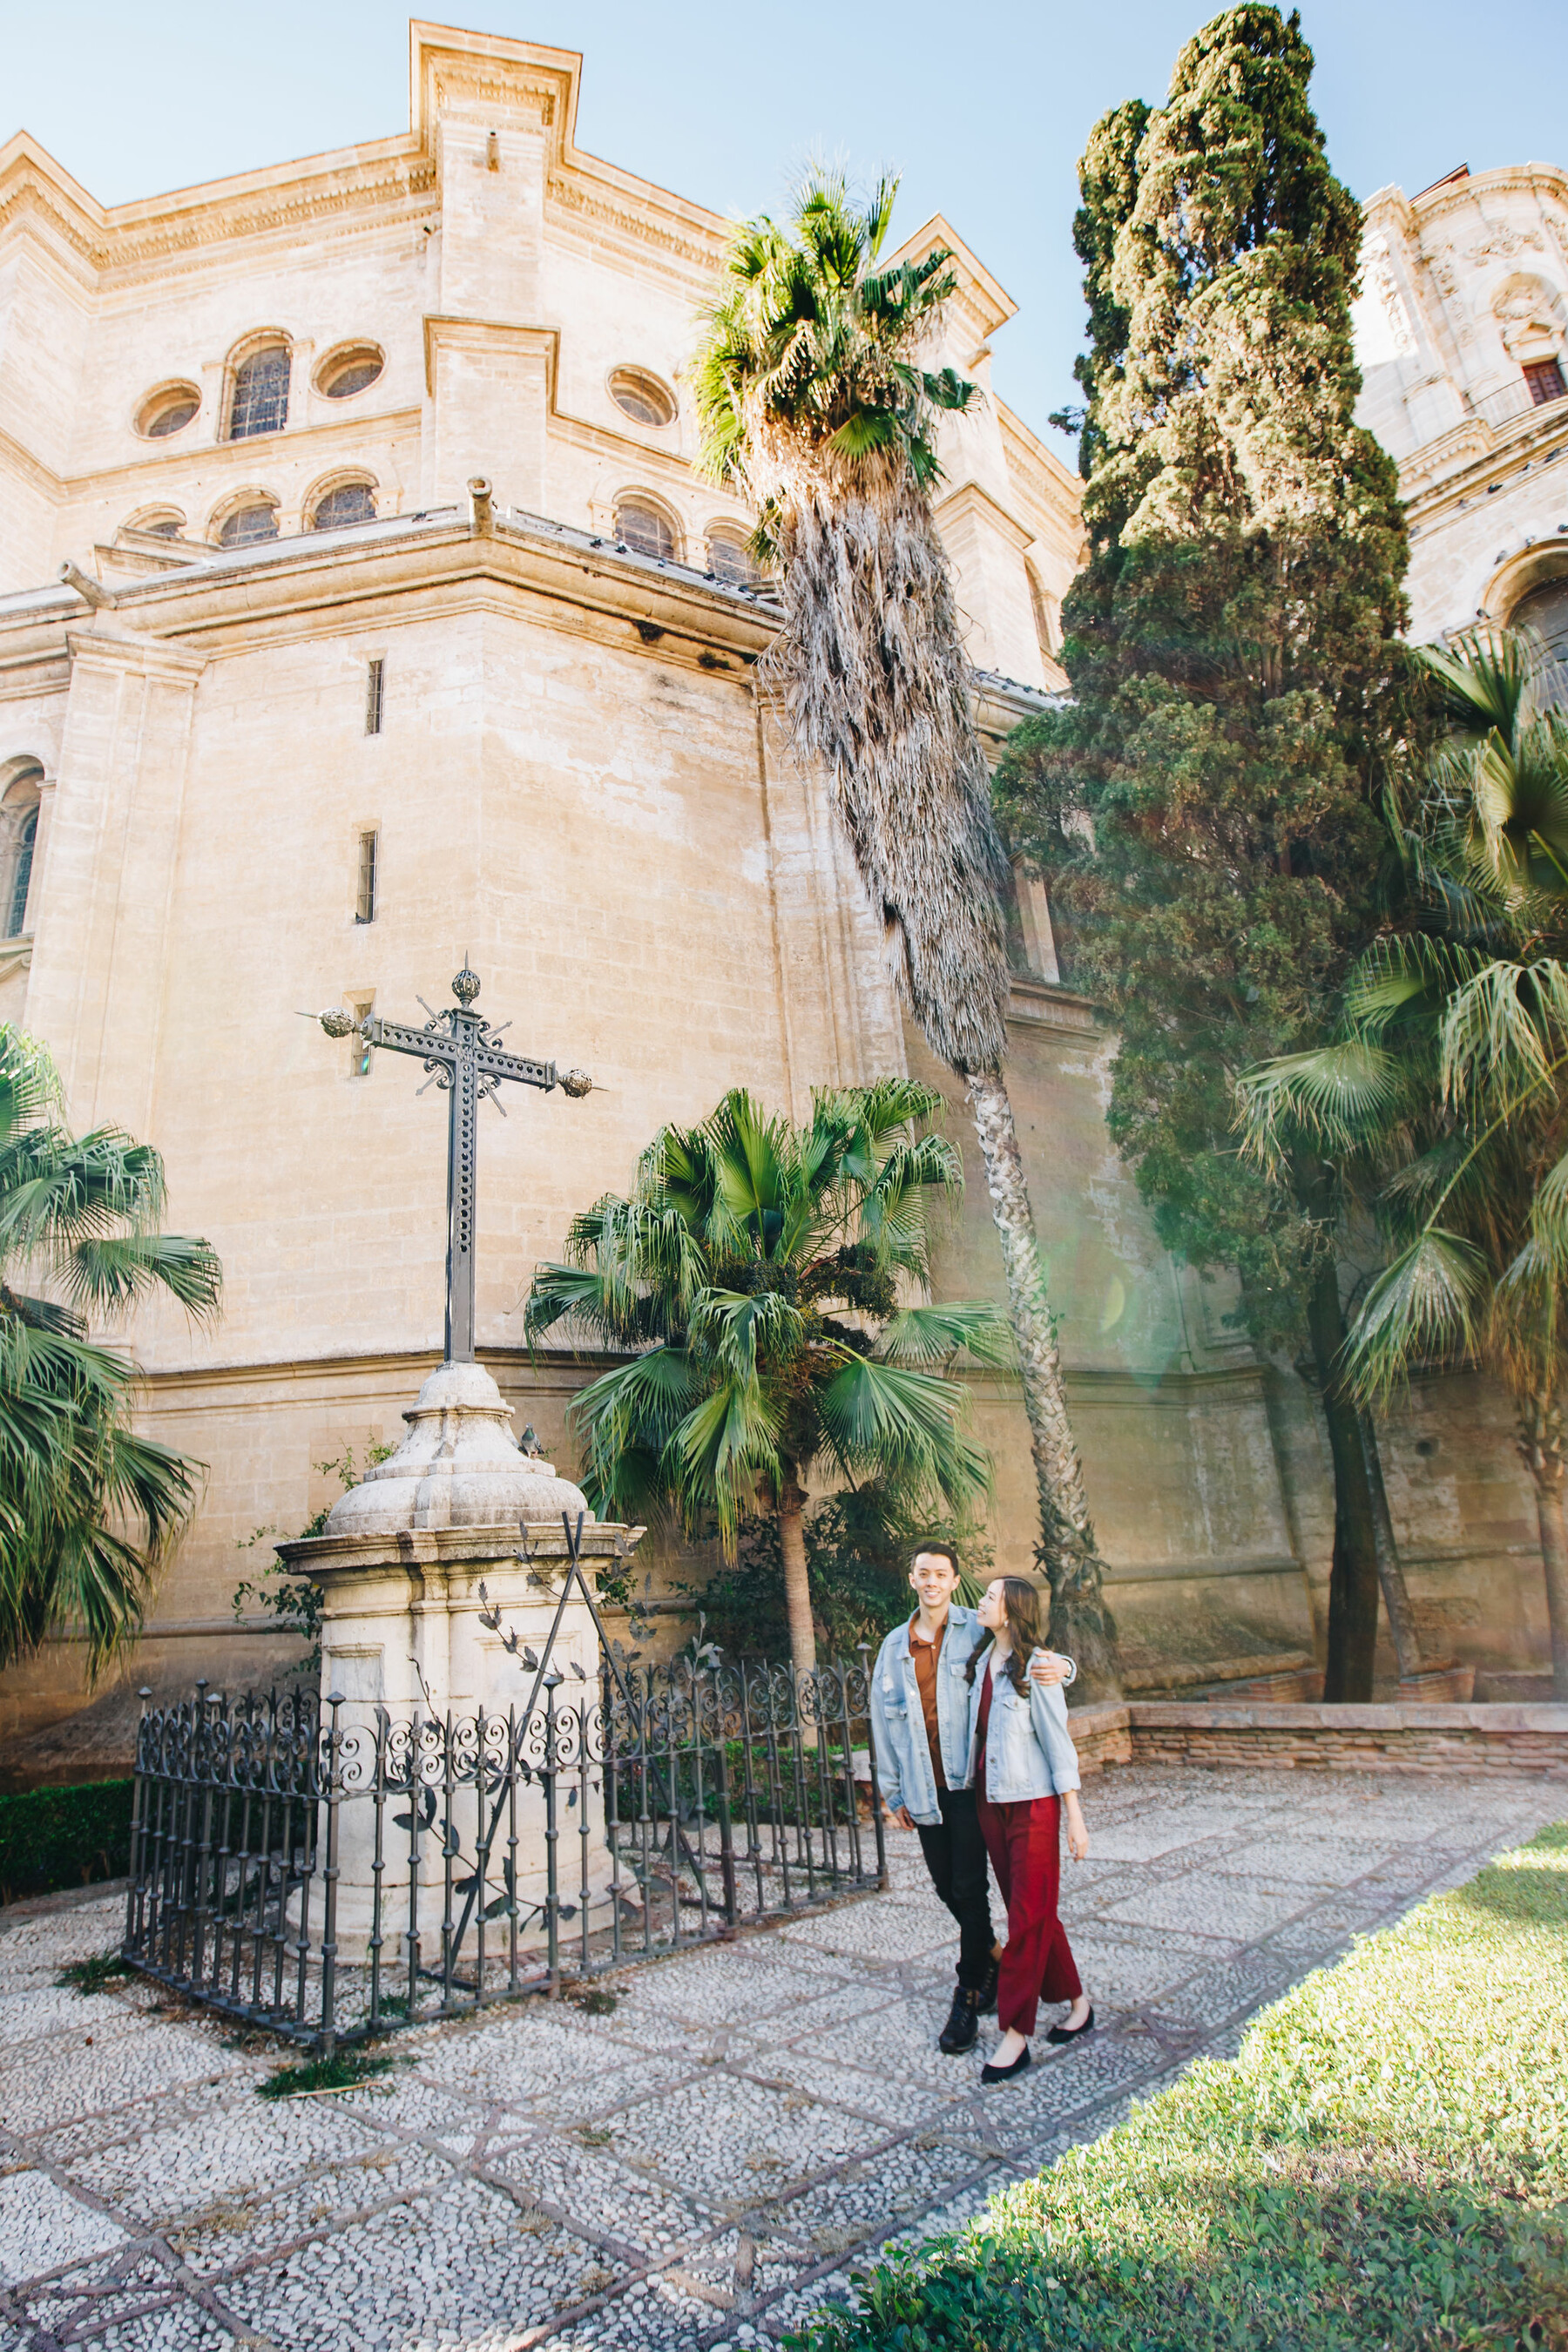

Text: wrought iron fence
xmin=123 ymin=1636 xmax=886 ymax=2053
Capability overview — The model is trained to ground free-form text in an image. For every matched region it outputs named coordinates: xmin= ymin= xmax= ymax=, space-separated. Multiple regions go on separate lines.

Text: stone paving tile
xmin=0 ymin=2167 xmax=127 ymax=2286
xmin=0 ymin=1767 xmax=1554 ymax=2351
xmin=220 ymin=2174 xmax=621 ymax=2349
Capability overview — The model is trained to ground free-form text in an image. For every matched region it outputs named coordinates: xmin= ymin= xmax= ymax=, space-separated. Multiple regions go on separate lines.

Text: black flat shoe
xmin=980 ymin=2044 xmax=1031 ymax=2084
xmin=1045 ymin=2004 xmax=1095 ymax=2044
xmin=937 ymin=1985 xmax=979 ymax=2055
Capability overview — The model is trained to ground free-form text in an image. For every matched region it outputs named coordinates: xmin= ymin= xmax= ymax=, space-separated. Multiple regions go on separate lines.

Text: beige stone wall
xmin=1353 ymin=164 xmax=1568 ymax=645
xmin=0 ymin=31 xmax=1560 ymax=1772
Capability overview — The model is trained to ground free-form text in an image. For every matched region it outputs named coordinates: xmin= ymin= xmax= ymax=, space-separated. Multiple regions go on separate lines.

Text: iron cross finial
xmin=312 ymin=968 xmax=591 ymax=1363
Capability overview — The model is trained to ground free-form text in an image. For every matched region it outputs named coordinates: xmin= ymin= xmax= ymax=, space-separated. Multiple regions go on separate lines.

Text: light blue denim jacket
xmin=870 ymin=1607 xmax=986 ymax=1825
xmin=869 ymin=1611 xmax=1077 ymax=1827
xmin=959 ymin=1649 xmax=1081 ymax=1801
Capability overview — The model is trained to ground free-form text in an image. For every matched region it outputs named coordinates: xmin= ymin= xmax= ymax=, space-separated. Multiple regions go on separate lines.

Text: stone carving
xmin=1364 ymin=233 xmax=1417 ymax=357
xmin=1463 ymin=222 xmax=1545 ymax=267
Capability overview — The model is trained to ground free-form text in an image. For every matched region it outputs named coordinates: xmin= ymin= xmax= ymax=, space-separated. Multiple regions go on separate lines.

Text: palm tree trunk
xmin=1304 ymin=1249 xmax=1380 ymax=1702
xmin=965 ymin=1069 xmax=1119 ymax=1696
xmin=1516 ymin=1396 xmax=1568 ymax=1702
xmin=1360 ymin=1414 xmax=1423 ymax=1682
xmin=777 ymin=1465 xmax=817 ymax=1678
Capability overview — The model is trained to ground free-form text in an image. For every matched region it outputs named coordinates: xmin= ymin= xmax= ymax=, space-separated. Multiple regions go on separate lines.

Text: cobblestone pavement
xmin=2 ymin=1763 xmax=1558 ymax=2352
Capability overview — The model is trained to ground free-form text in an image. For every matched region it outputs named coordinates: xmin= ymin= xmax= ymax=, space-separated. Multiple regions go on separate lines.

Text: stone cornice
xmin=933 ymin=476 xmax=1037 ymax=555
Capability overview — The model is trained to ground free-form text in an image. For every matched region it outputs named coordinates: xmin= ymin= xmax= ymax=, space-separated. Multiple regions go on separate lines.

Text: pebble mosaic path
xmin=2 ymin=1761 xmax=1558 ymax=2352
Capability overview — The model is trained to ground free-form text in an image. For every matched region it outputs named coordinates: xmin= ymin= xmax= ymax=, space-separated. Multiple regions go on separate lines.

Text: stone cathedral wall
xmin=0 ymin=32 xmax=1561 ymax=1778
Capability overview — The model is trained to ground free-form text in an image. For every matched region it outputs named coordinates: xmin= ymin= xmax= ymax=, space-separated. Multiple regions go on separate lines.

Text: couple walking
xmin=870 ymin=1544 xmax=1092 ymax=2084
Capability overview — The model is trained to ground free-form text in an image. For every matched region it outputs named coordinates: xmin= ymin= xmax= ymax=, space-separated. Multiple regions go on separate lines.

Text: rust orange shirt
xmin=909 ymin=1613 xmax=948 ymax=1793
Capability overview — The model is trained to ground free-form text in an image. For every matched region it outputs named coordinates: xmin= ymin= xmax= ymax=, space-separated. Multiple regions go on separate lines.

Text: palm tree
xmin=692 ymin=172 xmax=1119 ymax=1692
xmin=0 ymin=1027 xmax=222 ymax=1677
xmin=524 ymin=1078 xmax=1008 ymax=1673
xmin=1237 ymin=632 xmax=1568 ymax=1697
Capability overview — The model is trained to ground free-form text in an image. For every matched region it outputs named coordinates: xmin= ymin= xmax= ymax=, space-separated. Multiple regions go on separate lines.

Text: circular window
xmin=311 ymin=483 xmax=377 ymax=530
xmin=609 ymin=368 xmax=676 ymax=429
xmin=317 ymin=345 xmax=384 ymax=401
xmin=137 ymin=383 xmax=200 ymax=439
xmin=706 ymin=527 xmax=760 ymax=587
xmin=218 ymin=501 xmax=280 ymax=548
xmin=615 ymin=499 xmax=677 ymax=560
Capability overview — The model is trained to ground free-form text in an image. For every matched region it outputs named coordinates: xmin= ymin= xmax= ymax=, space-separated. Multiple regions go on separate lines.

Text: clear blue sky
xmin=4 ymin=1 xmax=1565 ymax=461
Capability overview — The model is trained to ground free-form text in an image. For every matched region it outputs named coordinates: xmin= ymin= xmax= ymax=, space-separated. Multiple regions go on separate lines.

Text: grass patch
xmin=57 ymin=1950 xmax=133 ymax=1996
xmin=256 ymin=2049 xmax=395 ymax=2101
xmin=793 ymin=1821 xmax=1568 ymax=2352
xmin=0 ymin=1780 xmax=133 ymax=1903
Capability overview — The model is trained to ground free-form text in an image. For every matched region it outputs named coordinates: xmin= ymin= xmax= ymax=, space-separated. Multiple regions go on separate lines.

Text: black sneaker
xmin=937 ymin=1985 xmax=979 ymax=2054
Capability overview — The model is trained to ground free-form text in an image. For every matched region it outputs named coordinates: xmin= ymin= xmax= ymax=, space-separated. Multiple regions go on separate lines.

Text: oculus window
xmin=317 ymin=346 xmax=384 ymax=400
xmin=137 ymin=383 xmax=199 ymax=439
xmin=609 ymin=368 xmax=676 ymax=428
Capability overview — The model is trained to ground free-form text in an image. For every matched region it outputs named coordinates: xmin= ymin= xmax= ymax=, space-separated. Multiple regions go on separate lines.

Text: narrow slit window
xmin=355 ymin=830 xmax=378 ymax=924
xmin=365 ymin=658 xmax=385 ymax=735
xmin=6 ymin=809 xmax=37 ymax=939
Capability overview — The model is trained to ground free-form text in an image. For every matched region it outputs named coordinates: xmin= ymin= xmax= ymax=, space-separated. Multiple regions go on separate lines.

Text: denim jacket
xmin=959 ymin=1650 xmax=1081 ymax=1801
xmin=869 ymin=1611 xmax=1077 ymax=1827
xmin=869 ymin=1607 xmax=984 ymax=1826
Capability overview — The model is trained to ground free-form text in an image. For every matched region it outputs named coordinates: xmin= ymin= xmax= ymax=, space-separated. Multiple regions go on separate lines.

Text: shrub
xmin=791 ymin=1822 xmax=1568 ymax=2351
xmin=0 ymin=1778 xmax=134 ymax=1903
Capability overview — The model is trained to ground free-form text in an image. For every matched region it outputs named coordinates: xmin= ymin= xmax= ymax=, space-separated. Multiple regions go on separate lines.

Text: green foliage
xmin=789 ymin=1821 xmax=1568 ymax=2351
xmin=688 ymin=1490 xmax=995 ymax=1659
xmin=0 ymin=1776 xmax=133 ymax=1901
xmin=0 ymin=1027 xmax=222 ymax=1677
xmin=995 ymin=7 xmax=1419 ymax=1353
xmin=57 ymin=1949 xmax=133 ymax=1993
xmin=525 ymin=1082 xmax=1008 ymax=1554
xmin=255 ymin=2048 xmax=394 ymax=2101
xmin=231 ymin=1443 xmax=391 ymax=1677
xmin=692 ymin=172 xmax=977 ymax=553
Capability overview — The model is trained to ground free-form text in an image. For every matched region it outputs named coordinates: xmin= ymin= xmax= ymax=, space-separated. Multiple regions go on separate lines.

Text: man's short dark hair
xmin=909 ymin=1540 xmax=961 ymax=1578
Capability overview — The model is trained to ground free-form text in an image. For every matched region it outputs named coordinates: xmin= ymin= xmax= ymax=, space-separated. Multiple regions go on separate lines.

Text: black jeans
xmin=916 ymin=1786 xmax=995 ymax=1990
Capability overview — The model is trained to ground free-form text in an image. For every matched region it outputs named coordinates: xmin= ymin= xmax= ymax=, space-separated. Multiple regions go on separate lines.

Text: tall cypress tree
xmin=997 ymin=6 xmax=1420 ymax=1700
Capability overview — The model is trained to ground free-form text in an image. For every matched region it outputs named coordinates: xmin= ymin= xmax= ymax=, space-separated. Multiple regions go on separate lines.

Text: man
xmin=869 ymin=1543 xmax=1076 ymax=2053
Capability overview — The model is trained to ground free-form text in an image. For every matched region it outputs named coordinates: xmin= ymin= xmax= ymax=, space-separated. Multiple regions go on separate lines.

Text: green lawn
xmin=792 ymin=1821 xmax=1568 ymax=2352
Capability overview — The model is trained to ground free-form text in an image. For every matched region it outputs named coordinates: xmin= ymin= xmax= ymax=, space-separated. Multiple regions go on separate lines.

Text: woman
xmin=963 ymin=1575 xmax=1092 ymax=2083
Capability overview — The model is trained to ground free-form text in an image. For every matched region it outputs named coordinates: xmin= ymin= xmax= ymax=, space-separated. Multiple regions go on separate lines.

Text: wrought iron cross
xmin=317 ymin=965 xmax=591 ymax=1364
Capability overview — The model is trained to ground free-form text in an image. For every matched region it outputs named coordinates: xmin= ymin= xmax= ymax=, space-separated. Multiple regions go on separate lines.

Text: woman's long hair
xmin=966 ymin=1576 xmax=1049 ymax=1695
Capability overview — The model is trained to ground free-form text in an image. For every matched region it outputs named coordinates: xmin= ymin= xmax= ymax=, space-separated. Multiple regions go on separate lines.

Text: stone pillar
xmin=280 ymin=1361 xmax=642 ymax=1964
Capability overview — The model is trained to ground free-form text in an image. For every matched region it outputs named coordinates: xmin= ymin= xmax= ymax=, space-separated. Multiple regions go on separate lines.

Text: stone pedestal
xmin=278 ymin=1361 xmax=640 ymax=1963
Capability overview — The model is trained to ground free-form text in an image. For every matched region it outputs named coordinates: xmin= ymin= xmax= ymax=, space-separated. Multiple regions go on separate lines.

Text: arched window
xmin=218 ymin=499 xmax=280 ymax=548
xmin=227 ymin=343 xmax=290 ymax=440
xmin=310 ymin=483 xmax=377 ymax=531
xmin=1 ymin=769 xmax=43 ymax=941
xmin=615 ymin=497 xmax=677 ymax=560
xmin=609 ymin=368 xmax=676 ymax=428
xmin=125 ymin=509 xmax=186 ymax=540
xmin=706 ymin=526 xmax=760 ymax=587
xmin=1516 ymin=575 xmax=1568 ymax=713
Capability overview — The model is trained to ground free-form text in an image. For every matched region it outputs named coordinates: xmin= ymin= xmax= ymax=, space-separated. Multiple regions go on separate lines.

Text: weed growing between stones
xmin=255 ymin=2049 xmax=395 ymax=2101
xmin=56 ymin=1950 xmax=132 ymax=1995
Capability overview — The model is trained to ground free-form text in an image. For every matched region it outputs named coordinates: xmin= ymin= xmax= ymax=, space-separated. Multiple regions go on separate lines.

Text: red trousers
xmin=976 ymin=1790 xmax=1082 ymax=2038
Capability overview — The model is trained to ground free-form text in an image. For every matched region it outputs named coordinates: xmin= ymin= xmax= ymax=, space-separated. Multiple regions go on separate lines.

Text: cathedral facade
xmin=0 ymin=27 xmax=1557 ymax=1771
